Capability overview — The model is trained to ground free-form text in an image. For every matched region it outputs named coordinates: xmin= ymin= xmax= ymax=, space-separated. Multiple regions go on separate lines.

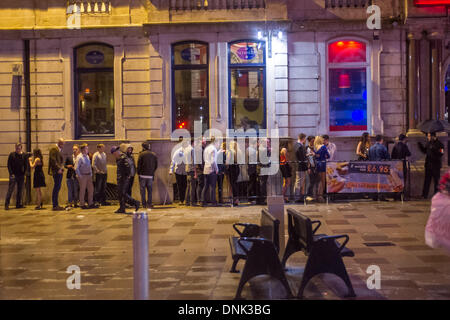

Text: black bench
xmin=229 ymin=209 xmax=292 ymax=299
xmin=282 ymin=208 xmax=356 ymax=298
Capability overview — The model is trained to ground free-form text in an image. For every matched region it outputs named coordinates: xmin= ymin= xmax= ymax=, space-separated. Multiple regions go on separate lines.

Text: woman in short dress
xmin=29 ymin=148 xmax=46 ymax=210
xmin=280 ymin=144 xmax=292 ymax=203
xmin=356 ymin=132 xmax=371 ymax=161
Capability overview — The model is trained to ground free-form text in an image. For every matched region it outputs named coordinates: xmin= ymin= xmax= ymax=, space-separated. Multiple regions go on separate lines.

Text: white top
xmin=169 ymin=147 xmax=186 ymax=175
xmin=203 ymin=144 xmax=218 ymax=175
xmin=92 ymin=151 xmax=107 ymax=174
xmin=327 ymin=142 xmax=337 ymax=161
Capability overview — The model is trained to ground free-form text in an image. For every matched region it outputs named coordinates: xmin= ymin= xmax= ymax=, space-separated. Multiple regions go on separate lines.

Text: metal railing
xmin=170 ymin=0 xmax=266 ymax=11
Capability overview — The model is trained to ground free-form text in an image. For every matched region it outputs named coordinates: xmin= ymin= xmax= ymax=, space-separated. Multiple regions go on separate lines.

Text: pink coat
xmin=425 ymin=192 xmax=450 ymax=254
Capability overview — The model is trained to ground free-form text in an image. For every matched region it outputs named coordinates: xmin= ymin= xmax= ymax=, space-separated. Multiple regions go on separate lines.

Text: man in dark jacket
xmin=293 ymin=133 xmax=308 ymax=203
xmin=418 ymin=132 xmax=445 ymax=199
xmin=48 ymin=138 xmax=65 ymax=211
xmin=137 ymin=141 xmax=158 ymax=209
xmin=111 ymin=145 xmax=140 ymax=214
xmin=5 ymin=142 xmax=27 ymax=210
xmin=369 ymin=135 xmax=390 ymax=161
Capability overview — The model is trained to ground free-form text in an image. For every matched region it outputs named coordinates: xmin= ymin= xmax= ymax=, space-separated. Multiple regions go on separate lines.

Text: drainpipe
xmin=24 ymin=39 xmax=32 ymax=204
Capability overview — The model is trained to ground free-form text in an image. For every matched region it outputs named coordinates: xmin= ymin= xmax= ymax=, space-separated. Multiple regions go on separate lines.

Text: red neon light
xmin=330 ymin=125 xmax=367 ymax=132
xmin=328 ymin=40 xmax=366 ymax=63
xmin=414 ymin=0 xmax=450 ymax=6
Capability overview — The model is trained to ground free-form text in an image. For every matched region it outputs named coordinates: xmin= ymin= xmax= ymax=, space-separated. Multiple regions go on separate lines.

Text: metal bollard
xmin=133 ymin=212 xmax=149 ymax=300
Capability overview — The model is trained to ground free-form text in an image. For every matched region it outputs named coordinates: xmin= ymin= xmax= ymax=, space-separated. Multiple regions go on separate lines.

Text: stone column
xmin=407 ymin=33 xmax=420 ymax=132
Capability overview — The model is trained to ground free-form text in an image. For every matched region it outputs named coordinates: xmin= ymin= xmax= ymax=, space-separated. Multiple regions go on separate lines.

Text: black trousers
xmin=227 ymin=166 xmax=240 ymax=202
xmin=258 ymin=175 xmax=268 ymax=204
xmin=422 ymin=164 xmax=441 ymax=198
xmin=217 ymin=174 xmax=224 ymax=203
xmin=5 ymin=174 xmax=24 ymax=207
xmin=118 ymin=178 xmax=138 ymax=210
xmin=175 ymin=174 xmax=187 ymax=203
xmin=248 ymin=164 xmax=259 ymax=201
xmin=94 ymin=173 xmax=107 ymax=204
xmin=127 ymin=176 xmax=135 ymax=199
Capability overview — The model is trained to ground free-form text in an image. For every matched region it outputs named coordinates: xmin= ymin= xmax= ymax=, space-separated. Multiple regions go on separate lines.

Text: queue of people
xmin=2 ymin=131 xmax=446 ymax=212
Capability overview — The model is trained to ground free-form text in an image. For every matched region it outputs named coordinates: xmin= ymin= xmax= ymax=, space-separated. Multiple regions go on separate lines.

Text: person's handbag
xmin=425 ymin=192 xmax=450 ymax=254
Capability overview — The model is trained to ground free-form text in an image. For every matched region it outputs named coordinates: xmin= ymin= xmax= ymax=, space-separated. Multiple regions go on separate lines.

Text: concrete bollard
xmin=133 ymin=212 xmax=149 ymax=300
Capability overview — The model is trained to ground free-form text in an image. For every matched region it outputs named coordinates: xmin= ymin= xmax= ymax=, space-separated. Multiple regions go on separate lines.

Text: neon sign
xmin=414 ymin=0 xmax=450 ymax=6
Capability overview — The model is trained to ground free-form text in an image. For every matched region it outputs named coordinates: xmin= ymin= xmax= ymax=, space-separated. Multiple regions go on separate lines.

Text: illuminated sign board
xmin=414 ymin=0 xmax=450 ymax=6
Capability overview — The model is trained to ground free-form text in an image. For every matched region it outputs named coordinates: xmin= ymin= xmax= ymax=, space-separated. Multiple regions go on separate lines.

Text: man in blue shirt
xmin=369 ymin=135 xmax=390 ymax=161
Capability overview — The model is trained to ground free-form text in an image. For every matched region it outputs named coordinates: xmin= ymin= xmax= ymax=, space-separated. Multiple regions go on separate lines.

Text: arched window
xmin=229 ymin=40 xmax=266 ymax=132
xmin=328 ymin=40 xmax=368 ymax=132
xmin=74 ymin=43 xmax=114 ymax=138
xmin=172 ymin=41 xmax=209 ymax=133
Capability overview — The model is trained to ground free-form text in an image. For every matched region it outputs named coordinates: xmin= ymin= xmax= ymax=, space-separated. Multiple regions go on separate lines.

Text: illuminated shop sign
xmin=414 ymin=0 xmax=450 ymax=6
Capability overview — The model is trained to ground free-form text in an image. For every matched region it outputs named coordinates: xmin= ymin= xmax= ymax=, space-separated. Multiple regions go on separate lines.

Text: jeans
xmin=196 ymin=174 xmax=205 ymax=203
xmin=202 ymin=173 xmax=217 ymax=204
xmin=67 ymin=177 xmax=79 ymax=204
xmin=94 ymin=173 xmax=107 ymax=204
xmin=52 ymin=173 xmax=63 ymax=208
xmin=139 ymin=176 xmax=153 ymax=207
xmin=185 ymin=172 xmax=197 ymax=205
xmin=5 ymin=174 xmax=24 ymax=207
xmin=294 ymin=171 xmax=307 ymax=198
xmin=307 ymin=170 xmax=318 ymax=197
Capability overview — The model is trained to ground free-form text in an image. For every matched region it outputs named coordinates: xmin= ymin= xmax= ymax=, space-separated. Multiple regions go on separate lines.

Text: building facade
xmin=0 ymin=0 xmax=448 ymax=203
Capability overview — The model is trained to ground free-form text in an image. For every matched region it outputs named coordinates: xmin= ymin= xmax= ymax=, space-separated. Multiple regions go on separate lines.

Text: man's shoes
xmin=295 ymin=199 xmax=304 ymax=204
xmin=88 ymin=204 xmax=99 ymax=209
xmin=134 ymin=201 xmax=140 ymax=212
xmin=4 ymin=205 xmax=9 ymax=211
xmin=114 ymin=208 xmax=126 ymax=214
xmin=16 ymin=205 xmax=24 ymax=209
xmin=101 ymin=202 xmax=111 ymax=206
xmin=81 ymin=205 xmax=89 ymax=209
xmin=52 ymin=206 xmax=64 ymax=211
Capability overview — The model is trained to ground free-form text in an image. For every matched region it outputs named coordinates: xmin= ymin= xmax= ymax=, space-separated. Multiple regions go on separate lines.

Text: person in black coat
xmin=137 ymin=141 xmax=158 ymax=209
xmin=5 ymin=142 xmax=27 ymax=210
xmin=111 ymin=145 xmax=140 ymax=214
xmin=391 ymin=134 xmax=411 ymax=200
xmin=418 ymin=132 xmax=445 ymax=199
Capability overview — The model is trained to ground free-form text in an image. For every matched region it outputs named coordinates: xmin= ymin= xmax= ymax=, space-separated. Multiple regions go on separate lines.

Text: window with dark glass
xmin=229 ymin=41 xmax=266 ymax=131
xmin=172 ymin=42 xmax=209 ymax=133
xmin=75 ymin=43 xmax=114 ymax=138
xmin=328 ymin=40 xmax=368 ymax=132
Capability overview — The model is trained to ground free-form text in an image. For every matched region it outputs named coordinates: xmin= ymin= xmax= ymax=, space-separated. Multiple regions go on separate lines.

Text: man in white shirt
xmin=75 ymin=144 xmax=96 ymax=209
xmin=169 ymin=139 xmax=187 ymax=204
xmin=201 ymin=137 xmax=219 ymax=206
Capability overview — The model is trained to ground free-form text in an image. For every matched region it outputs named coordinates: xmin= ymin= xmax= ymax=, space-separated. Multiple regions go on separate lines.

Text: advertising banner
xmin=326 ymin=161 xmax=404 ymax=194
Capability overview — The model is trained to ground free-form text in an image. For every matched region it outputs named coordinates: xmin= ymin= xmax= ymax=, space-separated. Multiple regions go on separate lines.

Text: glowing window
xmin=328 ymin=40 xmax=366 ymax=64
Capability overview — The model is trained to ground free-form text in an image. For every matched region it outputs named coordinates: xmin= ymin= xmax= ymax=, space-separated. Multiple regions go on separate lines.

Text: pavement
xmin=0 ymin=199 xmax=450 ymax=300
